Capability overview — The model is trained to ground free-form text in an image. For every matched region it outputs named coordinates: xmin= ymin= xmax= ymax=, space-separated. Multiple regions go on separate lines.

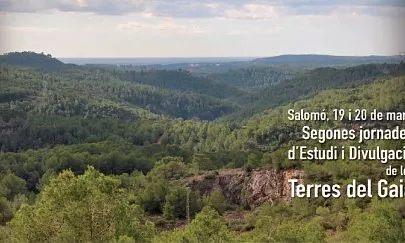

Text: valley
xmin=0 ymin=51 xmax=404 ymax=242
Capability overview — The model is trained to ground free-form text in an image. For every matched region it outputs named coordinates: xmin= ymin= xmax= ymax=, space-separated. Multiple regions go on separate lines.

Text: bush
xmin=203 ymin=189 xmax=228 ymax=215
xmin=163 ymin=185 xmax=202 ymax=220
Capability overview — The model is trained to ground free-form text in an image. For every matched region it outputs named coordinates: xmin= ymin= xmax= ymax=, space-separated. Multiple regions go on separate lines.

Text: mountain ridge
xmin=253 ymin=54 xmax=404 ymax=66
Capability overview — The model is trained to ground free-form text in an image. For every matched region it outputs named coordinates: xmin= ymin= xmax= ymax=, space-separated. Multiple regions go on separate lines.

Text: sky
xmin=0 ymin=0 xmax=404 ymax=57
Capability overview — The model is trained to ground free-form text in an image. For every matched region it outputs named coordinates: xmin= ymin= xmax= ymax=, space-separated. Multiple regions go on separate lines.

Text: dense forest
xmin=0 ymin=52 xmax=404 ymax=242
xmin=208 ymin=66 xmax=300 ymax=90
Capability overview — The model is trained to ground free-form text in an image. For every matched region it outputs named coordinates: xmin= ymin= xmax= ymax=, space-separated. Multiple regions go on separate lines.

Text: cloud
xmin=116 ymin=20 xmax=206 ymax=34
xmin=1 ymin=0 xmax=404 ymax=18
xmin=283 ymin=1 xmax=405 ymax=17
xmin=0 ymin=26 xmax=63 ymax=32
xmin=223 ymin=4 xmax=279 ymax=20
xmin=225 ymin=26 xmax=283 ymax=35
xmin=149 ymin=2 xmax=222 ymax=18
xmin=0 ymin=0 xmax=148 ymax=15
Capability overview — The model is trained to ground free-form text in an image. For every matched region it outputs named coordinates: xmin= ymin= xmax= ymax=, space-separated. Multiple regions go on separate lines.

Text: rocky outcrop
xmin=185 ymin=168 xmax=304 ymax=208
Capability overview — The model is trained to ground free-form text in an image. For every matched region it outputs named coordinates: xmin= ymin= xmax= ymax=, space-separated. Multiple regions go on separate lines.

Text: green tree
xmin=193 ymin=153 xmax=214 ymax=172
xmin=155 ymin=206 xmax=233 ymax=243
xmin=147 ymin=157 xmax=187 ymax=180
xmin=0 ymin=173 xmax=27 ymax=201
xmin=203 ymin=189 xmax=228 ymax=215
xmin=247 ymin=153 xmax=261 ymax=168
xmin=7 ymin=166 xmax=156 ymax=242
xmin=163 ymin=186 xmax=188 ymax=220
xmin=137 ymin=179 xmax=168 ymax=214
xmin=163 ymin=185 xmax=201 ymax=220
xmin=344 ymin=199 xmax=405 ymax=242
xmin=185 ymin=206 xmax=233 ymax=242
xmin=0 ymin=197 xmax=13 ymax=225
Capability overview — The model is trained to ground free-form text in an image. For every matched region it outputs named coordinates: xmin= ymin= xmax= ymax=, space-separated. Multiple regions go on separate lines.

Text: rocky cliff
xmin=185 ymin=168 xmax=304 ymax=208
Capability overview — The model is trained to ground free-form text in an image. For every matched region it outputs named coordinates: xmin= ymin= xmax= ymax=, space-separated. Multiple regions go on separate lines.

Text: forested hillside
xmin=0 ymin=52 xmax=404 ymax=242
xmin=227 ymin=62 xmax=405 ymax=119
xmin=116 ymin=69 xmax=246 ymax=99
xmin=0 ymin=51 xmax=74 ymax=70
xmin=0 ymin=65 xmax=237 ymax=120
xmin=209 ymin=66 xmax=300 ymax=90
xmin=254 ymin=54 xmax=404 ymax=66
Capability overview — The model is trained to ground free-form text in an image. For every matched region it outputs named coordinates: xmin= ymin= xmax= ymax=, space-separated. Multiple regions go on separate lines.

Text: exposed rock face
xmin=186 ymin=169 xmax=304 ymax=208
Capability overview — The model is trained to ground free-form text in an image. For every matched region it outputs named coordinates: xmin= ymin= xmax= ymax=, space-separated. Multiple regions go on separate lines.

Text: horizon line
xmin=57 ymin=54 xmax=403 ymax=59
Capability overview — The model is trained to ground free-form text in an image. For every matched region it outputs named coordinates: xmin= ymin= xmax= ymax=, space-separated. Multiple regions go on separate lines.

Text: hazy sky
xmin=0 ymin=0 xmax=404 ymax=57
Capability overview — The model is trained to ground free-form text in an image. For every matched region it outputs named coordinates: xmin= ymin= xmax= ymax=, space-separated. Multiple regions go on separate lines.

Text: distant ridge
xmin=2 ymin=51 xmax=404 ymax=69
xmin=253 ymin=54 xmax=403 ymax=66
xmin=0 ymin=51 xmax=76 ymax=70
